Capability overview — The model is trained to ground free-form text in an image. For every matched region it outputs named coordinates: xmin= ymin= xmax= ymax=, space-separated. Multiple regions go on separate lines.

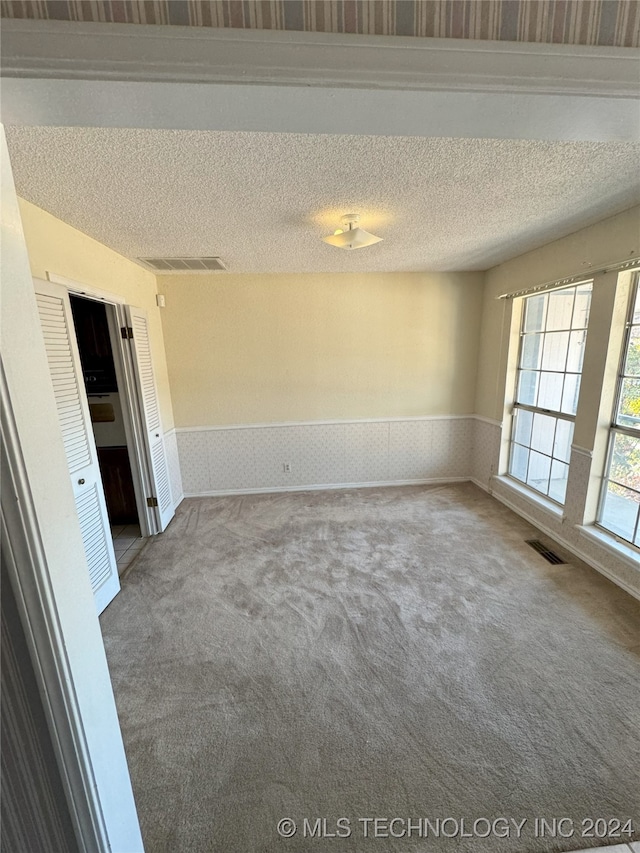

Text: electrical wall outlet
xmin=283 ymin=462 xmax=291 ymax=473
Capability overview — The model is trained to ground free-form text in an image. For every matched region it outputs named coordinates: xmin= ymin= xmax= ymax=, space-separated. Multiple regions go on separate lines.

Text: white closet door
xmin=125 ymin=306 xmax=174 ymax=532
xmin=35 ymin=280 xmax=120 ymax=615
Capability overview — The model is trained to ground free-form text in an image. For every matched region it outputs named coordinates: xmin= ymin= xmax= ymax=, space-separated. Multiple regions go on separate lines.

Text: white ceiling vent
xmin=138 ymin=257 xmax=227 ymax=273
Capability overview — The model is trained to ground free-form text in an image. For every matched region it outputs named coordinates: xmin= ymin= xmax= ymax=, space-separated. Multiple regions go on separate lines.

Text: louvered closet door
xmin=35 ymin=281 xmax=120 ymax=614
xmin=126 ymin=306 xmax=174 ymax=532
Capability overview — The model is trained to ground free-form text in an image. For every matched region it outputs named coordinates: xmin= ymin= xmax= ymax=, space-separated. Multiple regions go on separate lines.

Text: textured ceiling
xmin=5 ymin=127 xmax=640 ymax=272
xmin=1 ymin=0 xmax=639 ymax=47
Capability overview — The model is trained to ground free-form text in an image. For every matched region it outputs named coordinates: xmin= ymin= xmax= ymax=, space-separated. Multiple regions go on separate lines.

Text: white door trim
xmin=42 ymin=271 xmax=158 ymax=538
xmin=1 ymin=363 xmax=108 ymax=853
xmin=47 ymin=271 xmax=126 ymax=304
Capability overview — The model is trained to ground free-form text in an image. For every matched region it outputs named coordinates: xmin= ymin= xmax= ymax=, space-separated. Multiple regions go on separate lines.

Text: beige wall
xmin=18 ymin=199 xmax=175 ymax=431
xmin=475 ymin=205 xmax=640 ymax=422
xmin=157 ymin=272 xmax=484 ymax=427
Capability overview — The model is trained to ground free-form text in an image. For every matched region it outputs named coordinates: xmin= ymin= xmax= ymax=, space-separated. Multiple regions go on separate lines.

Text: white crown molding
xmin=2 ymin=20 xmax=638 ymax=98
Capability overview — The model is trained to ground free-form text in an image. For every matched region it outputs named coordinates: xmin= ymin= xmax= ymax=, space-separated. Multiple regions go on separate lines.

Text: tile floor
xmin=111 ymin=524 xmax=146 ymax=574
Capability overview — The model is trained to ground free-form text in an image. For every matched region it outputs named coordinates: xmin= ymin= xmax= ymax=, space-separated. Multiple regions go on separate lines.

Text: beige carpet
xmin=101 ymin=483 xmax=640 ymax=853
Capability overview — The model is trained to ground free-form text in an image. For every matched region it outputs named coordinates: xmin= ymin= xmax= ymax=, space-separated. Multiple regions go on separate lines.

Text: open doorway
xmin=34 ymin=275 xmax=175 ymax=612
xmin=69 ymin=294 xmax=146 ymax=575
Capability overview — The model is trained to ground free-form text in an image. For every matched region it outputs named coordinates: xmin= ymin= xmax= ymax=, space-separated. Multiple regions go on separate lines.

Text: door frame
xmin=1 ymin=365 xmax=109 ymax=853
xmin=46 ymin=272 xmax=159 ymax=537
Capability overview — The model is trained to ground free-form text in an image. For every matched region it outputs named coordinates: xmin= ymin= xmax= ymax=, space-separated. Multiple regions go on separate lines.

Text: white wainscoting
xmin=163 ymin=428 xmax=184 ymax=509
xmin=471 ymin=416 xmax=502 ymax=491
xmin=176 ymin=416 xmax=474 ymax=497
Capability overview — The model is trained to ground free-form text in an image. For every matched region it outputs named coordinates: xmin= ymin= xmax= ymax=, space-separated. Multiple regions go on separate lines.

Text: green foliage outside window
xmin=619 ymin=335 xmax=640 ymax=418
xmin=611 ymin=334 xmax=640 ymax=497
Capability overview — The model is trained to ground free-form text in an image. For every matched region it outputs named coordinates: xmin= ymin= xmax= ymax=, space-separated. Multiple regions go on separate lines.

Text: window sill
xmin=492 ymin=475 xmax=565 ymax=520
xmin=576 ymin=524 xmax=640 ymax=569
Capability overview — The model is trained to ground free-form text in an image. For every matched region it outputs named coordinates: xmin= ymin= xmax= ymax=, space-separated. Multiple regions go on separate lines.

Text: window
xmin=508 ymin=282 xmax=593 ymax=504
xmin=598 ymin=276 xmax=640 ymax=545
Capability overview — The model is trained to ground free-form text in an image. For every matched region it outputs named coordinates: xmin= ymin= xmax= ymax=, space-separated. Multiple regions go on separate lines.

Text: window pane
xmin=609 ymin=431 xmax=640 ymax=490
xmin=600 ymin=481 xmax=639 ymax=542
xmin=548 ymin=459 xmax=569 ymax=503
xmin=623 ymin=325 xmax=640 ymax=377
xmin=524 ymin=294 xmax=547 ymax=332
xmin=546 ymin=289 xmax=575 ymax=331
xmin=521 ymin=333 xmax=543 ymax=369
xmin=538 ymin=372 xmax=563 ymax=411
xmin=541 ymin=331 xmax=569 ymax=371
xmin=566 ymin=330 xmax=587 ymax=373
xmin=616 ymin=378 xmax=640 ymax=430
xmin=561 ymin=373 xmax=581 ymax=415
xmin=531 ymin=412 xmax=555 ymax=456
xmin=517 ymin=370 xmax=539 ymax=406
xmin=553 ymin=419 xmax=574 ymax=464
xmin=634 ymin=285 xmax=640 ymax=323
xmin=527 ymin=450 xmax=551 ymax=494
xmin=572 ymin=284 xmax=592 ymax=329
xmin=510 ymin=443 xmax=529 ymax=482
xmin=513 ymin=408 xmax=533 ymax=446
xmin=511 ymin=282 xmax=590 ymax=507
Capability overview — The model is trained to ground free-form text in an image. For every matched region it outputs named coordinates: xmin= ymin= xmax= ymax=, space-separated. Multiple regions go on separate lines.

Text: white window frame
xmin=596 ymin=272 xmax=640 ymax=547
xmin=507 ymin=281 xmax=593 ymax=506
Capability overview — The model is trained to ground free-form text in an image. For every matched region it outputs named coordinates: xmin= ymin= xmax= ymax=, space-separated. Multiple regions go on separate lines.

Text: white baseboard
xmin=470 ymin=477 xmax=490 ymax=493
xmin=184 ymin=476 xmax=471 ymax=499
xmin=492 ymin=488 xmax=640 ymax=602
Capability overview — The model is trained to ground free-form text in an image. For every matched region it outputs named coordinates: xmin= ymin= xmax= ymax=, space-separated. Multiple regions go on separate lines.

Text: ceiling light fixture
xmin=322 ymin=214 xmax=383 ymax=250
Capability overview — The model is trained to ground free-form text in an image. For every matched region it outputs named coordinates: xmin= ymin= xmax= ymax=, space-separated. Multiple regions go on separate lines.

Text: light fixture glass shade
xmin=322 ymin=227 xmax=383 ymax=250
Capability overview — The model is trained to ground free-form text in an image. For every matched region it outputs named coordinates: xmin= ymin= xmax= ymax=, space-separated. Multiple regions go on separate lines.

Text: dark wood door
xmin=69 ymin=295 xmax=118 ymax=392
xmin=96 ymin=447 xmax=138 ymax=525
